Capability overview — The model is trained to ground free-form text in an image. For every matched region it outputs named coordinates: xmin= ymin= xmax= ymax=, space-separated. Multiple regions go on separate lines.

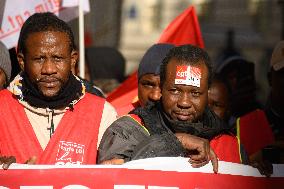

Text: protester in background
xmin=216 ymin=56 xmax=274 ymax=176
xmin=0 ymin=12 xmax=117 ymax=169
xmin=85 ymin=46 xmax=126 ymax=94
xmin=98 ymin=45 xmax=250 ymax=172
xmin=264 ymin=41 xmax=284 ymax=163
xmin=208 ymin=75 xmax=231 ymax=122
xmin=0 ymin=41 xmax=12 ymax=90
xmin=215 ymin=56 xmax=261 ymax=118
xmin=137 ymin=44 xmax=175 ymax=107
xmin=116 ymin=43 xmax=174 ymax=116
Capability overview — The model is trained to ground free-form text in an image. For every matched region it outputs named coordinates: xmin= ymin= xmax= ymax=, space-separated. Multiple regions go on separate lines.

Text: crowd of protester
xmin=0 ymin=12 xmax=283 ymax=178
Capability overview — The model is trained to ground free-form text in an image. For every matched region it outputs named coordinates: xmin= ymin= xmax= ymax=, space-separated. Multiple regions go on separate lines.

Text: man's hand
xmin=0 ymin=156 xmax=16 ymax=170
xmin=175 ymin=133 xmax=218 ymax=173
xmin=100 ymin=158 xmax=124 ymax=165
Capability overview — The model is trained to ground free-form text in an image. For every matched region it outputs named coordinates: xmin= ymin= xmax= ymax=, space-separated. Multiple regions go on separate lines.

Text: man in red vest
xmin=0 ymin=12 xmax=117 ymax=169
xmin=99 ymin=45 xmax=248 ymax=172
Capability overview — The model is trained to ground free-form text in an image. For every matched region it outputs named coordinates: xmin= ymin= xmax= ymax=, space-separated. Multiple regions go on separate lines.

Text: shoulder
xmin=107 ymin=114 xmax=149 ymax=136
xmin=0 ymin=89 xmax=12 ymax=95
xmin=0 ymin=89 xmax=14 ymax=100
xmin=103 ymin=101 xmax=117 ymax=113
xmin=80 ymin=92 xmax=106 ymax=106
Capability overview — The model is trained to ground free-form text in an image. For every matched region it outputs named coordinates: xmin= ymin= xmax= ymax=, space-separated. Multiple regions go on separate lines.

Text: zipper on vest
xmin=46 ymin=108 xmax=55 ymax=138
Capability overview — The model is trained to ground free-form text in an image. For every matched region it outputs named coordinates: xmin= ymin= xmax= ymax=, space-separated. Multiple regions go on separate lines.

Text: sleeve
xmin=97 ymin=116 xmax=149 ymax=163
xmin=131 ymin=132 xmax=186 ymax=161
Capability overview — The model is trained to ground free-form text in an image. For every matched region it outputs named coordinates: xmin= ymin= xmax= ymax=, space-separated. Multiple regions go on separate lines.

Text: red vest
xmin=237 ymin=109 xmax=274 ymax=156
xmin=0 ymin=90 xmax=105 ymax=165
xmin=210 ymin=135 xmax=242 ymax=163
xmin=128 ymin=114 xmax=242 ymax=163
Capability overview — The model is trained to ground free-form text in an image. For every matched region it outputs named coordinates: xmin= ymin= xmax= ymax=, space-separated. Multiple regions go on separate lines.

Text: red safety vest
xmin=128 ymin=114 xmax=242 ymax=163
xmin=236 ymin=109 xmax=274 ymax=156
xmin=210 ymin=134 xmax=242 ymax=163
xmin=0 ymin=90 xmax=105 ymax=165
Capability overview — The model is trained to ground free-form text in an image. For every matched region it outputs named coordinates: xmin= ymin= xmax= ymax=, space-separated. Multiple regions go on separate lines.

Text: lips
xmin=173 ymin=111 xmax=194 ymax=121
xmin=38 ymin=77 xmax=60 ymax=88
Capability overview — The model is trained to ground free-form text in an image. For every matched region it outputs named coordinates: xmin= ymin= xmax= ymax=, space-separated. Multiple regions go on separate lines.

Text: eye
xmin=140 ymin=81 xmax=156 ymax=88
xmin=53 ymin=56 xmax=63 ymax=62
xmin=191 ymin=91 xmax=201 ymax=97
xmin=142 ymin=83 xmax=153 ymax=88
xmin=34 ymin=57 xmax=45 ymax=63
xmin=214 ymin=102 xmax=225 ymax=108
xmin=169 ymin=88 xmax=180 ymax=95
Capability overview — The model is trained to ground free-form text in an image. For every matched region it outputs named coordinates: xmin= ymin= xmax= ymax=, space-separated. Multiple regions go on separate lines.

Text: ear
xmin=17 ymin=53 xmax=25 ymax=71
xmin=70 ymin=50 xmax=78 ymax=72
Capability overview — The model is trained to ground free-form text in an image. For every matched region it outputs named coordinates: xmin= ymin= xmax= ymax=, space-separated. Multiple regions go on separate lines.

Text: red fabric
xmin=107 ymin=6 xmax=204 ymax=113
xmin=115 ymin=100 xmax=140 ymax=116
xmin=0 ymin=90 xmax=104 ymax=164
xmin=106 ymin=71 xmax=138 ymax=116
xmin=107 ymin=71 xmax=137 ymax=103
xmin=210 ymin=135 xmax=241 ymax=163
xmin=158 ymin=6 xmax=204 ymax=48
xmin=239 ymin=109 xmax=275 ymax=155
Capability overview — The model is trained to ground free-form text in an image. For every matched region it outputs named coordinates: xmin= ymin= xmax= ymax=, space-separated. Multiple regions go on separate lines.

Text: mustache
xmin=174 ymin=110 xmax=196 ymax=115
xmin=36 ymin=76 xmax=63 ymax=83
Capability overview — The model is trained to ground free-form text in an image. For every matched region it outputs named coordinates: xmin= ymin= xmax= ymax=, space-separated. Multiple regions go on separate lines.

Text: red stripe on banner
xmin=0 ymin=167 xmax=283 ymax=188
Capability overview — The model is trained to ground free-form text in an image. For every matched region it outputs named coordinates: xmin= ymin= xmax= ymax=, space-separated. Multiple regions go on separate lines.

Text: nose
xmin=177 ymin=92 xmax=192 ymax=109
xmin=41 ymin=59 xmax=57 ymax=75
xmin=148 ymin=88 xmax=161 ymax=102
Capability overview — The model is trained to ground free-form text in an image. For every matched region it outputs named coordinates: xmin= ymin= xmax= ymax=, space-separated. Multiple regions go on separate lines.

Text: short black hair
xmin=17 ymin=12 xmax=76 ymax=55
xmin=160 ymin=44 xmax=212 ymax=87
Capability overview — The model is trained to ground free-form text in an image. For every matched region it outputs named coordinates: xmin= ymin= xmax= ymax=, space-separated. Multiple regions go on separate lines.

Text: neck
xmin=21 ymin=73 xmax=83 ymax=109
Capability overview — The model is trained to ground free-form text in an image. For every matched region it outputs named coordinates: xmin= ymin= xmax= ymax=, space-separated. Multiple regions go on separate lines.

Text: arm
xmin=130 ymin=132 xmax=218 ymax=173
xmin=98 ymin=116 xmax=149 ymax=164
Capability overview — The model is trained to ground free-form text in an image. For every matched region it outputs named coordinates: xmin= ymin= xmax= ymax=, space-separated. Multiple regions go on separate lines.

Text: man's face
xmin=0 ymin=68 xmax=7 ymax=90
xmin=208 ymin=81 xmax=229 ymax=120
xmin=138 ymin=73 xmax=161 ymax=106
xmin=162 ymin=59 xmax=208 ymax=122
xmin=18 ymin=31 xmax=77 ymax=98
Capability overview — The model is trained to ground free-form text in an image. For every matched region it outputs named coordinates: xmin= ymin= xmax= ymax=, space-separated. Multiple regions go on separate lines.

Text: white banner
xmin=0 ymin=0 xmax=90 ymax=49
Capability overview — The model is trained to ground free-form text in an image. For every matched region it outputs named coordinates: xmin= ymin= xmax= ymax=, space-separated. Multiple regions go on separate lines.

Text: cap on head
xmin=0 ymin=41 xmax=11 ymax=82
xmin=138 ymin=43 xmax=174 ymax=79
xmin=215 ymin=55 xmax=246 ymax=74
xmin=270 ymin=41 xmax=284 ymax=71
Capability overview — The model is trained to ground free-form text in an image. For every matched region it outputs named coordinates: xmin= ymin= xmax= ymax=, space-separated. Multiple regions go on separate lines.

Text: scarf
xmin=131 ymin=102 xmax=230 ymax=140
xmin=21 ymin=73 xmax=83 ymax=109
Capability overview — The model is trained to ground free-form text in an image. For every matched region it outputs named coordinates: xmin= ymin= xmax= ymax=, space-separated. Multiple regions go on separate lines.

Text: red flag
xmin=107 ymin=6 xmax=204 ymax=115
xmin=158 ymin=6 xmax=204 ymax=48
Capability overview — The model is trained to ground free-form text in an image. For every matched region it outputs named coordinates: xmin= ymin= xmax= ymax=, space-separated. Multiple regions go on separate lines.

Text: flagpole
xmin=79 ymin=0 xmax=85 ymax=78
